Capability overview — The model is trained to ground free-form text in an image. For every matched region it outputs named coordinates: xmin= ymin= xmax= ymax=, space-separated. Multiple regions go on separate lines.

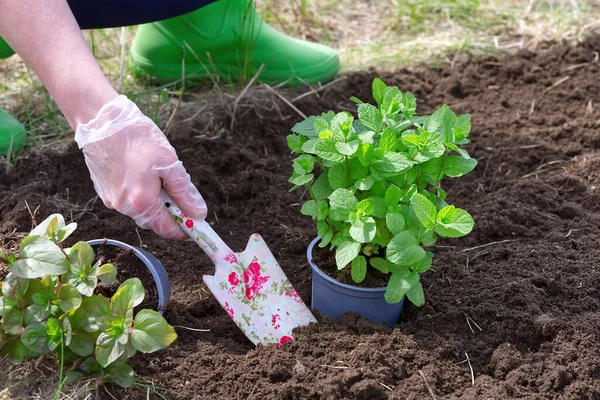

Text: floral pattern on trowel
xmin=166 ymin=200 xmax=317 ymax=346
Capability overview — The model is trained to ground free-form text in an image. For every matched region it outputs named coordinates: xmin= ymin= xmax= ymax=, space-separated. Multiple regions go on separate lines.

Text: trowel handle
xmin=163 ymin=193 xmax=234 ymax=265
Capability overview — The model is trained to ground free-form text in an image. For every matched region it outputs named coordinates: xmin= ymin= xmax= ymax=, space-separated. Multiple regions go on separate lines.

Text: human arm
xmin=0 ymin=0 xmax=207 ymax=239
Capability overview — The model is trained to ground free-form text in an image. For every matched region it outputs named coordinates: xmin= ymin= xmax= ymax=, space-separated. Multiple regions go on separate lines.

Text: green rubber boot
xmin=0 ymin=37 xmax=15 ymax=59
xmin=129 ymin=0 xmax=339 ymax=87
xmin=0 ymin=109 xmax=26 ymax=155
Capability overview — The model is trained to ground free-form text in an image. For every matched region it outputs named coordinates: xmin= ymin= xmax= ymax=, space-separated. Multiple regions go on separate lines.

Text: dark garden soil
xmin=2 ymin=36 xmax=600 ymax=399
xmin=94 ymin=244 xmax=159 ymax=312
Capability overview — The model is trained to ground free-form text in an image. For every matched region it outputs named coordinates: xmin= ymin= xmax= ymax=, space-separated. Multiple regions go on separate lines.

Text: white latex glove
xmin=74 ymin=95 xmax=207 ymax=240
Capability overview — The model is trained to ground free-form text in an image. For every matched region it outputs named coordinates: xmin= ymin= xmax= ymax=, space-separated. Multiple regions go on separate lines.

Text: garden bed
xmin=2 ymin=37 xmax=600 ymax=398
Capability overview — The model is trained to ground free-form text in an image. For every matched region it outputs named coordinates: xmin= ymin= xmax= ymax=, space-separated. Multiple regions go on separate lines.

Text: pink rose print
xmin=185 ymin=219 xmax=194 ymax=229
xmin=228 ymin=272 xmax=240 ymax=287
xmin=272 ymin=314 xmax=281 ymax=330
xmin=225 ymin=302 xmax=234 ymax=319
xmin=276 ymin=335 xmax=293 ymax=348
xmin=243 ymin=262 xmax=270 ymax=300
xmin=224 ymin=253 xmax=238 ymax=264
xmin=284 ymin=288 xmax=304 ymax=304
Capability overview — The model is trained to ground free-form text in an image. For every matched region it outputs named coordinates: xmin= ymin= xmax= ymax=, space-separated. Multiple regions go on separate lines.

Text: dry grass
xmin=2 ymin=0 xmax=600 ymax=398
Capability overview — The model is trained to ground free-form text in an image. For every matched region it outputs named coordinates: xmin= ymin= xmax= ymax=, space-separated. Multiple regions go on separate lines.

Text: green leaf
xmin=301 ymin=200 xmax=318 ymax=219
xmin=21 ymin=322 xmax=50 ymax=354
xmin=45 ymin=318 xmax=62 ymax=351
xmin=385 ymin=185 xmax=403 ymax=207
xmin=329 ymin=189 xmax=358 ymax=221
xmin=301 ymin=138 xmax=320 ymax=153
xmin=386 ymin=212 xmax=405 ymax=235
xmin=3 ymin=308 xmax=24 ymax=335
xmin=385 ymin=272 xmax=419 ymax=304
xmin=30 ymin=214 xmax=62 ymax=238
xmin=386 ymin=231 xmax=417 ymax=265
xmin=434 ymin=206 xmax=474 ymax=238
xmin=442 ymin=107 xmax=457 ymax=143
xmin=69 ymin=241 xmax=95 ymax=270
xmin=286 ymin=134 xmax=305 ymax=153
xmin=58 ymin=284 xmax=82 ymax=313
xmin=410 ymin=194 xmax=437 ymax=230
xmin=291 ymin=116 xmax=319 ymax=138
xmin=311 ymin=173 xmax=333 ymax=200
xmin=406 ymin=282 xmax=425 ymax=306
xmin=68 ymin=331 xmax=96 ymax=357
xmin=349 ymin=217 xmax=377 ymax=243
xmin=25 ymin=303 xmax=51 ymax=324
xmin=447 ymin=143 xmax=470 ymax=159
xmin=11 ymin=236 xmax=68 ymax=279
xmin=373 ymin=152 xmax=413 ymax=173
xmin=370 ymin=258 xmax=389 ymax=274
xmin=424 ymin=106 xmax=445 ymax=132
xmin=98 ymin=264 xmax=117 ymax=286
xmin=56 ymin=223 xmax=77 ymax=243
xmin=357 ymin=199 xmax=375 ymax=216
xmin=290 ymin=173 xmax=314 ymax=186
xmin=1 ymin=340 xmax=27 ymax=364
xmin=293 ymin=155 xmax=315 ymax=174
xmin=335 ymin=241 xmax=361 ymax=270
xmin=336 ymin=140 xmax=359 ymax=156
xmin=358 ymin=103 xmax=382 ymax=131
xmin=131 ymin=310 xmax=177 ymax=353
xmin=372 ymin=77 xmax=386 ymax=105
xmin=314 ymin=141 xmax=345 ymax=163
xmin=378 ymin=128 xmax=397 ymax=152
xmin=413 ymin=252 xmax=433 ymax=273
xmin=71 ymin=296 xmax=111 ymax=332
xmin=355 ymin=176 xmax=376 ymax=191
xmin=95 ymin=331 xmax=128 ymax=368
xmin=357 ymin=143 xmax=374 ymax=166
xmin=104 ymin=361 xmax=135 ymax=388
xmin=351 ymin=256 xmax=367 ymax=284
xmin=445 ymin=156 xmax=477 ymax=177
xmin=314 ymin=117 xmax=330 ymax=134
xmin=111 ymin=278 xmax=145 ymax=322
xmin=328 ymin=163 xmax=347 ymax=189
xmin=453 ymin=121 xmax=471 ymax=142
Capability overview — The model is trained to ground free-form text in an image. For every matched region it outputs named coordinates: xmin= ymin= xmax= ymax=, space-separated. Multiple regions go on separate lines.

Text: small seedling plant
xmin=0 ymin=214 xmax=177 ymax=389
xmin=287 ymin=78 xmax=476 ymax=306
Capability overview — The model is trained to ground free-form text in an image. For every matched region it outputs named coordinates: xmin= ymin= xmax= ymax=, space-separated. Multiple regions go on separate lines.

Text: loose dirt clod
xmin=2 ymin=36 xmax=600 ymax=399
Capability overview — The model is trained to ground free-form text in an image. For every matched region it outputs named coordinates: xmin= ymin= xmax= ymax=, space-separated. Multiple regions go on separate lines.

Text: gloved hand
xmin=74 ymin=95 xmax=207 ymax=240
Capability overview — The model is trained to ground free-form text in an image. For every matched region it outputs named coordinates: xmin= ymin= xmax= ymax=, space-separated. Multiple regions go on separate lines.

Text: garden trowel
xmin=164 ymin=195 xmax=317 ymax=346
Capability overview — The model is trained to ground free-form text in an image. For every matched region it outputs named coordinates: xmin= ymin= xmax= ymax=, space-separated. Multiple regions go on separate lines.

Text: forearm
xmin=0 ymin=0 xmax=118 ymax=129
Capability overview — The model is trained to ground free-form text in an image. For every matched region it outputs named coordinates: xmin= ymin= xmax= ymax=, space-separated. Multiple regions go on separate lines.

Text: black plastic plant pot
xmin=86 ymin=239 xmax=171 ymax=315
xmin=307 ymin=237 xmax=404 ymax=325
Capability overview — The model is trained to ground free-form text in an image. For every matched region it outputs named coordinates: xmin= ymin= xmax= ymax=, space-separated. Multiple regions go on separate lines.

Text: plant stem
xmin=428 ymin=150 xmax=449 ymax=195
xmin=53 ymin=337 xmax=67 ymax=400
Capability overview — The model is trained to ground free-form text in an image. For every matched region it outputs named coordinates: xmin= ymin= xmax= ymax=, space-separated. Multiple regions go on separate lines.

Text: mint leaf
xmin=335 ymin=241 xmax=361 ymax=270
xmin=98 ymin=264 xmax=117 ymax=286
xmin=287 ymin=134 xmax=304 ymax=153
xmin=95 ymin=331 xmax=128 ymax=368
xmin=355 ymin=176 xmax=375 ymax=191
xmin=104 ymin=361 xmax=135 ymax=388
xmin=413 ymin=252 xmax=433 ymax=273
xmin=406 ymin=281 xmax=425 ymax=306
xmin=21 ymin=322 xmax=50 ymax=354
xmin=111 ymin=278 xmax=145 ymax=322
xmin=301 ymin=200 xmax=318 ymax=219
xmin=372 ymin=77 xmax=386 ymax=105
xmin=312 ymin=173 xmax=333 ymax=200
xmin=373 ymin=152 xmax=412 ymax=173
xmin=314 ymin=117 xmax=330 ymax=134
xmin=68 ymin=331 xmax=95 ymax=357
xmin=58 ymin=284 xmax=82 ymax=313
xmin=2 ymin=308 xmax=24 ymax=335
xmin=315 ymin=141 xmax=345 ymax=163
xmin=442 ymin=107 xmax=457 ymax=143
xmin=301 ymin=138 xmax=320 ymax=154
xmin=385 ymin=185 xmax=403 ymax=207
xmin=378 ymin=128 xmax=396 ymax=152
xmin=131 ymin=310 xmax=177 ymax=353
xmin=357 ymin=199 xmax=375 ymax=216
xmin=292 ymin=116 xmax=319 ymax=138
xmin=358 ymin=104 xmax=382 ymax=131
xmin=289 ymin=173 xmax=314 ymax=186
xmin=447 ymin=143 xmax=470 ymax=159
xmin=384 ymin=271 xmax=415 ymax=303
xmin=1 ymin=339 xmax=27 ymax=364
xmin=386 ymin=231 xmax=417 ymax=264
xmin=328 ymin=163 xmax=347 ymax=189
xmin=370 ymin=258 xmax=389 ymax=274
xmin=453 ymin=121 xmax=471 ymax=142
xmin=424 ymin=106 xmax=445 ymax=132
xmin=351 ymin=256 xmax=367 ymax=283
xmin=329 ymin=189 xmax=358 ymax=222
xmin=336 ymin=140 xmax=359 ymax=156
xmin=386 ymin=212 xmax=405 ymax=235
xmin=357 ymin=143 xmax=374 ymax=167
xmin=410 ymin=194 xmax=437 ymax=230
xmin=349 ymin=217 xmax=377 ymax=243
xmin=293 ymin=154 xmax=315 ymax=174
xmin=11 ymin=237 xmax=68 ymax=279
xmin=434 ymin=206 xmax=474 ymax=238
xmin=445 ymin=156 xmax=477 ymax=177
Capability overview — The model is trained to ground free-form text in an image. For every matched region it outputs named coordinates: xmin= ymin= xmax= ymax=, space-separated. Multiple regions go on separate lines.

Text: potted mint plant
xmin=287 ymin=78 xmax=476 ymax=324
xmin=0 ymin=214 xmax=176 ymax=389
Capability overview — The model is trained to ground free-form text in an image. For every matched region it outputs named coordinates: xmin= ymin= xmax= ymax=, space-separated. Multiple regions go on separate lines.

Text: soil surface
xmin=2 ymin=37 xmax=600 ymax=399
xmin=94 ymin=243 xmax=160 ymax=312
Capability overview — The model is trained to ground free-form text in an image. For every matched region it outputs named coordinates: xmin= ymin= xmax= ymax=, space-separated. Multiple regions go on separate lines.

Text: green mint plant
xmin=288 ymin=78 xmax=476 ymax=306
xmin=0 ymin=214 xmax=177 ymax=389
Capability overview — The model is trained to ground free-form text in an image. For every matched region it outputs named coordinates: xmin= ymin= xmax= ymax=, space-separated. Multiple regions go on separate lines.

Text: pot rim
xmin=307 ymin=236 xmax=387 ymax=293
xmin=86 ymin=238 xmax=170 ymax=314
